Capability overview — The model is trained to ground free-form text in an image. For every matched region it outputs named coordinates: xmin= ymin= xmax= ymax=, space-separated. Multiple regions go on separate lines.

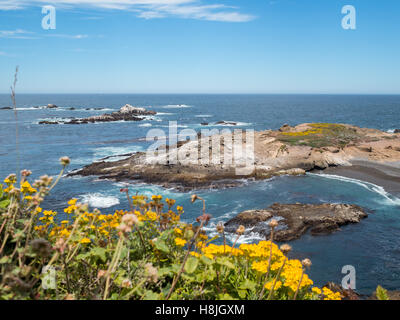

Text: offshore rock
xmin=224 ymin=203 xmax=368 ymax=241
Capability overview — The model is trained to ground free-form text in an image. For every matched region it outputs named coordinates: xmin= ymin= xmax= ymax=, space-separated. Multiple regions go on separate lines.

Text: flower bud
xmin=60 ymin=156 xmax=71 ymax=166
xmin=269 ymin=219 xmax=279 ymax=229
xmin=280 ymin=244 xmax=292 ymax=254
xmin=122 ymin=213 xmax=139 ymax=227
xmin=145 ymin=263 xmax=158 ymax=283
xmin=302 ymin=258 xmax=312 ymax=268
xmin=236 ymin=225 xmax=245 ymax=235
xmin=21 ymin=169 xmax=32 ymax=177
xmin=121 ymin=279 xmax=132 ymax=288
xmin=216 ymin=222 xmax=224 ymax=234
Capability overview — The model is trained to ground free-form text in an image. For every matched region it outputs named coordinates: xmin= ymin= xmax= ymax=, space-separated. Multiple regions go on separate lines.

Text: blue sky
xmin=0 ymin=0 xmax=399 ymax=94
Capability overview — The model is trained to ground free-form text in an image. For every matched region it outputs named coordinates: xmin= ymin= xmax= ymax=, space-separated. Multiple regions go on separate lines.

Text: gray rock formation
xmin=224 ymin=203 xmax=368 ymax=241
xmin=39 ymin=104 xmax=156 ymax=125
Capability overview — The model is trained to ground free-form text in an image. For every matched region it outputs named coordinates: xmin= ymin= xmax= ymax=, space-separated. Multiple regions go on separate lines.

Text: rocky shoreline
xmin=69 ymin=123 xmax=400 ymax=190
xmin=224 ymin=203 xmax=368 ymax=242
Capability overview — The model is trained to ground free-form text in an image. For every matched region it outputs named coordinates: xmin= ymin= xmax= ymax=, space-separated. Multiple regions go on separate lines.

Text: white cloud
xmin=0 ymin=29 xmax=37 ymax=39
xmin=46 ymin=34 xmax=89 ymax=39
xmin=0 ymin=29 xmax=89 ymax=40
xmin=1 ymin=0 xmax=255 ymax=22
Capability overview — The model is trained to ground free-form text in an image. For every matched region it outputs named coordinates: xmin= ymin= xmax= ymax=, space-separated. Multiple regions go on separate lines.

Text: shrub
xmin=278 ymin=123 xmax=360 ymax=148
xmin=0 ymin=160 xmax=341 ymax=300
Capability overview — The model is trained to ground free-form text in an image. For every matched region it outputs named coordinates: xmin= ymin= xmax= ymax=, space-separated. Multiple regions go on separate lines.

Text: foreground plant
xmin=0 ymin=161 xmax=341 ymax=300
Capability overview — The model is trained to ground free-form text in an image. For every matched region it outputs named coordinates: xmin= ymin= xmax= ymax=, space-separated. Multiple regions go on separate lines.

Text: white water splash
xmin=308 ymin=173 xmax=400 ymax=206
xmin=162 ymin=104 xmax=191 ymax=109
xmin=80 ymin=193 xmax=120 ymax=208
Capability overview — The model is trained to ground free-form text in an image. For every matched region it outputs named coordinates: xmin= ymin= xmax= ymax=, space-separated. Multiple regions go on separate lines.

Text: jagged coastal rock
xmin=201 ymin=121 xmax=238 ymax=126
xmin=224 ymin=203 xmax=368 ymax=241
xmin=39 ymin=104 xmax=156 ymax=124
xmin=69 ymin=123 xmax=400 ymax=190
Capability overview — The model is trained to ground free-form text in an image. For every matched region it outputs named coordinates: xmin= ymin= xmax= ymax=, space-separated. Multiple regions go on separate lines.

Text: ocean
xmin=1 ymin=93 xmax=400 ymax=294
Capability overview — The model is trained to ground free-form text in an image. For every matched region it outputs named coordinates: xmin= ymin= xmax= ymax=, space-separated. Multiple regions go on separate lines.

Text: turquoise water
xmin=1 ymin=94 xmax=400 ymax=294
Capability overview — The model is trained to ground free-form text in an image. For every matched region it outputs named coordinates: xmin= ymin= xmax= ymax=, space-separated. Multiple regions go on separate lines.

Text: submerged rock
xmin=0 ymin=106 xmax=12 ymax=110
xmin=224 ymin=203 xmax=368 ymax=241
xmin=47 ymin=104 xmax=58 ymax=109
xmin=215 ymin=121 xmax=238 ymax=126
xmin=39 ymin=120 xmax=59 ymax=125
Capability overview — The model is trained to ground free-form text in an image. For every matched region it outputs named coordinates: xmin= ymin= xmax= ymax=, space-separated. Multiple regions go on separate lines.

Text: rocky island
xmin=224 ymin=203 xmax=368 ymax=242
xmin=69 ymin=123 xmax=400 ymax=190
xmin=39 ymin=104 xmax=156 ymax=125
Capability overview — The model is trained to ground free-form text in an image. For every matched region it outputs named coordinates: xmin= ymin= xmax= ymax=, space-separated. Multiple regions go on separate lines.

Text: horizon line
xmin=1 ymin=92 xmax=400 ymax=95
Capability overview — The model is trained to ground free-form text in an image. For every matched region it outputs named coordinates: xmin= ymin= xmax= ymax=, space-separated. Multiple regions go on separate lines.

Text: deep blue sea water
xmin=1 ymin=94 xmax=400 ymax=294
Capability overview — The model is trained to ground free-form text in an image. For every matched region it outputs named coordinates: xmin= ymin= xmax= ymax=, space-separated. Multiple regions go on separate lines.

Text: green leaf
xmin=0 ymin=199 xmax=10 ymax=209
xmin=239 ymin=279 xmax=257 ymax=291
xmin=216 ymin=257 xmax=235 ymax=269
xmin=184 ymin=256 xmax=199 ymax=274
xmin=90 ymin=247 xmax=107 ymax=263
xmin=0 ymin=256 xmax=11 ymax=264
xmin=218 ymin=293 xmax=236 ymax=300
xmin=154 ymin=239 xmax=170 ymax=254
xmin=143 ymin=290 xmax=159 ymax=300
xmin=376 ymin=285 xmax=389 ymax=300
xmin=200 ymin=255 xmax=213 ymax=266
xmin=160 ymin=229 xmax=174 ymax=240
xmin=76 ymin=252 xmax=90 ymax=260
xmin=237 ymin=289 xmax=247 ymax=299
xmin=158 ymin=266 xmax=174 ymax=277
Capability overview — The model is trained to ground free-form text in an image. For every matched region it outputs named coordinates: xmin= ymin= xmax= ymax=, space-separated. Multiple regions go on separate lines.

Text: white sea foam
xmin=387 ymin=129 xmax=395 ymax=133
xmin=160 ymin=124 xmax=189 ymax=128
xmin=308 ymin=173 xmax=400 ymax=206
xmin=204 ymin=222 xmax=264 ymax=245
xmin=80 ymin=193 xmax=120 ymax=208
xmin=195 ymin=114 xmax=213 ymax=118
xmin=142 ymin=115 xmax=162 ymax=122
xmin=138 ymin=123 xmax=152 ymax=127
xmin=205 ymin=121 xmax=253 ymax=127
xmin=162 ymin=104 xmax=191 ymax=109
xmin=93 ymin=146 xmax=143 ymax=159
xmin=16 ymin=107 xmax=43 ymax=111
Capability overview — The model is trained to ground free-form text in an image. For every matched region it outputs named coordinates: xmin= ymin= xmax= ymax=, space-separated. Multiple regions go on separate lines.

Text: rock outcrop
xmin=224 ymin=203 xmax=368 ymax=241
xmin=69 ymin=123 xmax=400 ymax=190
xmin=201 ymin=121 xmax=238 ymax=126
xmin=39 ymin=104 xmax=156 ymax=125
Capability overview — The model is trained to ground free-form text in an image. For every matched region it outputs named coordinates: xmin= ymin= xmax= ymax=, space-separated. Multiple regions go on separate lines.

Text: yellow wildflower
xmin=80 ymin=238 xmax=91 ymax=244
xmin=175 ymin=238 xmax=187 ymax=247
xmin=174 ymin=228 xmax=183 ymax=235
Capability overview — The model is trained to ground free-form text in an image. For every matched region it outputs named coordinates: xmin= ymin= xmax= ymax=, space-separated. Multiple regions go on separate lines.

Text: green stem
xmin=266 ymin=257 xmax=287 ymax=300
